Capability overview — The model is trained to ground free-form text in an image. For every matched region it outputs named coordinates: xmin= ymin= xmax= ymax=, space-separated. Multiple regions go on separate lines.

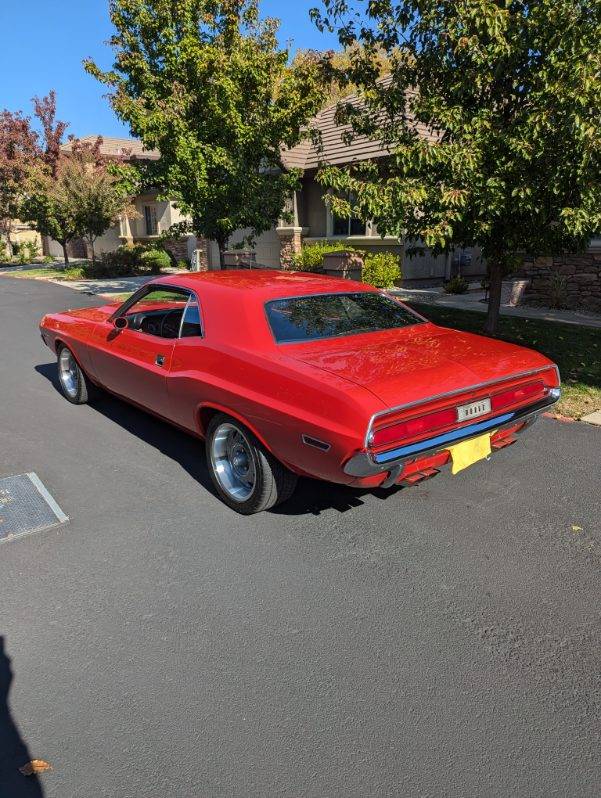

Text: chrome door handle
xmin=155 ymin=354 xmax=165 ymax=366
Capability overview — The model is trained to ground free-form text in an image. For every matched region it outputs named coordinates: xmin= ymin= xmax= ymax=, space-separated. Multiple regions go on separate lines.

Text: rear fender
xmin=196 ymin=402 xmax=277 ymax=457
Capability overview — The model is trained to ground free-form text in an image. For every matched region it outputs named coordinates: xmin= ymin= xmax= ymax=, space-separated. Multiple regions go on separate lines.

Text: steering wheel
xmin=160 ymin=309 xmax=181 ymax=339
xmin=140 ymin=315 xmax=160 ymax=336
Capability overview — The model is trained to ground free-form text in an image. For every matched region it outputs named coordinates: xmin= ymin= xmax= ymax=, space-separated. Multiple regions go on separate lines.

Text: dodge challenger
xmin=40 ymin=270 xmax=560 ymax=514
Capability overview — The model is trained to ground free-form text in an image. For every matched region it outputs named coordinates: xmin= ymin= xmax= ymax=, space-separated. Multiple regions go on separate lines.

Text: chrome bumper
xmin=344 ymin=393 xmax=560 ymax=485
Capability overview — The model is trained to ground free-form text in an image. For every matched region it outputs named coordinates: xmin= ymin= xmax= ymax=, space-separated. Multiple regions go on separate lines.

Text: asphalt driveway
xmin=1 ymin=276 xmax=600 ymax=798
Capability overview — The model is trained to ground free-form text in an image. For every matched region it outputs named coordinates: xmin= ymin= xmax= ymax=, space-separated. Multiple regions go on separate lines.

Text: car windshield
xmin=265 ymin=292 xmax=423 ymax=343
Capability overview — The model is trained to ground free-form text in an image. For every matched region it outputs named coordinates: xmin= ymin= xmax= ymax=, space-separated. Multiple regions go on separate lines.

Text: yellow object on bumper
xmin=448 ymin=432 xmax=494 ymax=475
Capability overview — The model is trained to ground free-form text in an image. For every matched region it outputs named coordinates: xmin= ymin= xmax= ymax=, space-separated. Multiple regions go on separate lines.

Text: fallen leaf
xmin=571 ymin=525 xmax=583 ymax=533
xmin=19 ymin=760 xmax=52 ymax=776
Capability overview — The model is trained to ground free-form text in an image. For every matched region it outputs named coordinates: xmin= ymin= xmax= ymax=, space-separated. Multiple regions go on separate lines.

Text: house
xmin=2 ymin=220 xmax=42 ymax=260
xmin=40 ymin=119 xmax=600 ymax=311
xmin=43 ymin=117 xmax=484 ymax=281
xmin=227 ymin=100 xmax=486 ymax=282
xmin=43 ymin=136 xmax=199 ymax=265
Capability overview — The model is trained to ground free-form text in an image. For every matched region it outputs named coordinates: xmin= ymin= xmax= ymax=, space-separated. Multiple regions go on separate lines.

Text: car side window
xmin=123 ymin=288 xmax=190 ymax=339
xmin=180 ymin=297 xmax=202 ymax=338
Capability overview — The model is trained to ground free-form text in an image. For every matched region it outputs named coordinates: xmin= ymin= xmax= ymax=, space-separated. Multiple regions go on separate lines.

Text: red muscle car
xmin=40 ymin=270 xmax=560 ymax=513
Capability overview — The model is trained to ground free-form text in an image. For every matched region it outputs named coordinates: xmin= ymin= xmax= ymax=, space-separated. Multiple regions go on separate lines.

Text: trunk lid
xmin=285 ymin=323 xmax=552 ymax=408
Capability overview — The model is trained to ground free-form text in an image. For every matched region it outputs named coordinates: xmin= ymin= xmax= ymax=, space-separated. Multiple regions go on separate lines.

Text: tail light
xmin=490 ymin=380 xmax=546 ymax=412
xmin=370 ymin=407 xmax=457 ymax=448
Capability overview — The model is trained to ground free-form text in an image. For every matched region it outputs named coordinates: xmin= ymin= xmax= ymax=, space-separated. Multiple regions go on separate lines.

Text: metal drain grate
xmin=0 ymin=473 xmax=68 ymax=543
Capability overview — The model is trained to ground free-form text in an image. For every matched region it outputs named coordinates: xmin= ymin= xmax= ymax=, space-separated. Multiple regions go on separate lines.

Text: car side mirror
xmin=114 ymin=316 xmax=128 ymax=330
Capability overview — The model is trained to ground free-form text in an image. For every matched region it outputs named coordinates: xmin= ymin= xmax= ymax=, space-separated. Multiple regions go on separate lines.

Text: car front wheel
xmin=57 ymin=345 xmax=98 ymax=404
xmin=206 ymin=414 xmax=297 ymax=514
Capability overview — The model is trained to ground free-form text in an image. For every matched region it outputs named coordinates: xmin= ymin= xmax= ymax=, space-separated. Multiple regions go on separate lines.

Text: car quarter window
xmin=180 ymin=296 xmax=202 ymax=338
xmin=265 ymin=292 xmax=424 ymax=343
xmin=121 ymin=287 xmax=200 ymax=339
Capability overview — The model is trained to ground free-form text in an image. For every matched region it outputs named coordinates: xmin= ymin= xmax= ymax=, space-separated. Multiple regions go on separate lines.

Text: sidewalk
xmin=0 ymin=262 xmax=185 ymax=298
xmin=391 ymin=286 xmax=601 ymax=329
xmin=51 ymin=274 xmax=156 ymax=297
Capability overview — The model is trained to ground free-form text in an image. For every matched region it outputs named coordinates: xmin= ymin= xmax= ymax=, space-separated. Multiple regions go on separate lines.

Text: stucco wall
xmin=227 ymin=227 xmax=282 ymax=269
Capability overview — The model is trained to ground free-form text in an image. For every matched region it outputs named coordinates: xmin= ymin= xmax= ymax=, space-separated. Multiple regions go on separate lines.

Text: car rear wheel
xmin=206 ymin=414 xmax=297 ymax=514
xmin=57 ymin=345 xmax=98 ymax=404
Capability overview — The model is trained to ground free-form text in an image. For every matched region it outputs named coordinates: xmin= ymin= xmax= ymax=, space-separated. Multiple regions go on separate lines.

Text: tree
xmin=85 ymin=0 xmax=324 ymax=266
xmin=0 ymin=109 xmax=39 ymax=258
xmin=292 ymin=44 xmax=393 ymax=109
xmin=22 ymin=92 xmax=77 ymax=264
xmin=312 ymin=0 xmax=601 ymax=334
xmin=22 ymin=94 xmax=138 ymax=264
xmin=59 ymin=144 xmax=135 ymax=262
xmin=22 ymin=167 xmax=80 ymax=265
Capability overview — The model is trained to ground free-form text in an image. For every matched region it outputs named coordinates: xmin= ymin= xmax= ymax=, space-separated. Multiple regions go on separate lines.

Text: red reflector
xmin=371 ymin=407 xmax=457 ymax=447
xmin=490 ymin=381 xmax=544 ymax=412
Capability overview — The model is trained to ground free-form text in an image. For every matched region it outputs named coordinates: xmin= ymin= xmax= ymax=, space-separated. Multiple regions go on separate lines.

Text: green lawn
xmin=1 ymin=265 xmax=87 ymax=280
xmin=408 ymin=303 xmax=601 ymax=419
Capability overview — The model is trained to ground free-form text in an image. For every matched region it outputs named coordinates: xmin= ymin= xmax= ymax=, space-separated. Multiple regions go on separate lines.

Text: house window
xmin=144 ymin=205 xmax=158 ymax=236
xmin=330 ymin=193 xmax=367 ymax=237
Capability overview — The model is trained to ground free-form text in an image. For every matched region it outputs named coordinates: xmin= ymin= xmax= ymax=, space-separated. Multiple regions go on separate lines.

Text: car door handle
xmin=155 ymin=354 xmax=165 ymax=367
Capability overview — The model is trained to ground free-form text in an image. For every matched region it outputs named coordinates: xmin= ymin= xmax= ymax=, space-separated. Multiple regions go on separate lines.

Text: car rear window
xmin=265 ymin=292 xmax=423 ymax=343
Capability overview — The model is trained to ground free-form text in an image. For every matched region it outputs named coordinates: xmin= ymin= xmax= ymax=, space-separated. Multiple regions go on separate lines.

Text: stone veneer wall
xmin=521 ymin=252 xmax=601 ymax=312
xmin=276 ymin=227 xmax=303 ymax=268
xmin=162 ymin=235 xmax=209 ymax=270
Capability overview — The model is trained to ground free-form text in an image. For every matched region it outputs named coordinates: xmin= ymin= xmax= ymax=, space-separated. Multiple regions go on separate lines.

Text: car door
xmin=165 ymin=293 xmax=207 ymax=431
xmin=90 ymin=285 xmax=191 ymax=418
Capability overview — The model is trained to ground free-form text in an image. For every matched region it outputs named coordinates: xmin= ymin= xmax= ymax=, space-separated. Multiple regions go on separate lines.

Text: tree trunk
xmin=86 ymin=234 xmax=96 ymax=264
xmin=61 ymin=241 xmax=69 ymax=266
xmin=216 ymin=235 xmax=227 ymax=270
xmin=484 ymin=259 xmax=503 ymax=336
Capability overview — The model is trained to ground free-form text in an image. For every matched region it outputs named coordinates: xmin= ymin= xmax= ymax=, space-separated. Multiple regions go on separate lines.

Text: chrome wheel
xmin=210 ymin=423 xmax=256 ymax=502
xmin=58 ymin=347 xmax=78 ymax=398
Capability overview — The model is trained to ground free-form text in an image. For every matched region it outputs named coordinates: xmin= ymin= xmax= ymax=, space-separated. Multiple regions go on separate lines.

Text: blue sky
xmin=0 ymin=0 xmax=339 ymax=139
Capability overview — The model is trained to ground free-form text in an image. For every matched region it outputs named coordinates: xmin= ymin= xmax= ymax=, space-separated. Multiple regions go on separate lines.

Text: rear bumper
xmin=343 ymin=391 xmax=560 ymax=484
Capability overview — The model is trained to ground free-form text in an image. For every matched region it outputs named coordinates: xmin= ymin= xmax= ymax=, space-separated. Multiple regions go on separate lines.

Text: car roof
xmin=153 ymin=269 xmax=376 ymax=300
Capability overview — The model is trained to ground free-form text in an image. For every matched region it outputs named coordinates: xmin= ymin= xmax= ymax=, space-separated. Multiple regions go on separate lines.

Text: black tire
xmin=56 ymin=344 xmax=99 ymax=405
xmin=206 ymin=413 xmax=297 ymax=514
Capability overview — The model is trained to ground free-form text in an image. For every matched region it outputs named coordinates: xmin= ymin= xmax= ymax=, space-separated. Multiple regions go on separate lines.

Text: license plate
xmin=456 ymin=397 xmax=491 ymax=422
xmin=448 ymin=432 xmax=492 ymax=474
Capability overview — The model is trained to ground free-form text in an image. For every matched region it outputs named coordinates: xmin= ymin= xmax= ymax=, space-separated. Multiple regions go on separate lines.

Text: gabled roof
xmin=60 ymin=135 xmax=160 ymax=160
xmin=281 ymin=84 xmax=437 ymax=171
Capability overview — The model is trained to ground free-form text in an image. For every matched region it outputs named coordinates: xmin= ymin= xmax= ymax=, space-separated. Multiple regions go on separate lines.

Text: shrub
xmin=444 ymin=275 xmax=469 ymax=294
xmin=43 ymin=255 xmax=55 ymax=264
xmin=138 ymin=248 xmax=171 ymax=274
xmin=362 ymin=251 xmax=402 ymax=288
xmin=289 ymin=241 xmax=353 ymax=272
xmin=25 ymin=240 xmax=40 ymax=260
xmin=547 ymin=271 xmax=568 ymax=309
xmin=83 ymin=244 xmax=171 ymax=279
xmin=176 ymin=258 xmax=191 ymax=271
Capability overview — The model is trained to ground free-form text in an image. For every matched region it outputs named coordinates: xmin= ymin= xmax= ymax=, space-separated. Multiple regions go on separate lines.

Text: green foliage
xmin=291 ymin=44 xmax=393 ymax=109
xmin=24 ymin=240 xmax=40 ymax=260
xmin=444 ymin=276 xmax=469 ymax=295
xmin=314 ymin=0 xmax=601 ymax=333
xmin=176 ymin=258 xmax=191 ymax=271
xmin=88 ymin=243 xmax=170 ymax=278
xmin=85 ymin=0 xmax=325 ymax=256
xmin=289 ymin=241 xmax=351 ymax=271
xmin=138 ymin=248 xmax=170 ymax=274
xmin=362 ymin=251 xmax=401 ymax=288
xmin=42 ymin=255 xmax=54 ymax=264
